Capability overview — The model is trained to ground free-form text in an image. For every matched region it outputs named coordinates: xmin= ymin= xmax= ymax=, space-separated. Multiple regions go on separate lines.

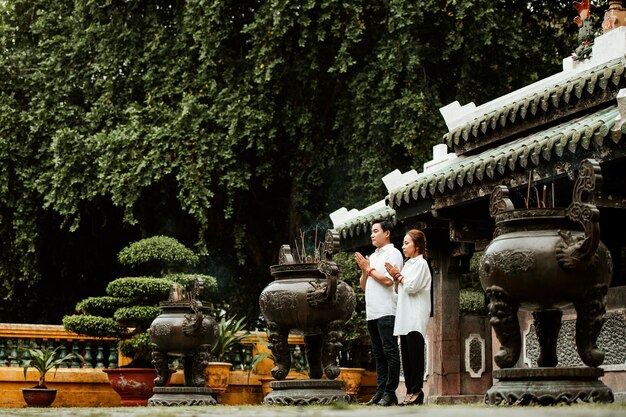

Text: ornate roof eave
xmin=391 ymin=105 xmax=623 ymax=211
xmin=334 ymin=206 xmax=396 ymax=241
xmin=444 ymin=58 xmax=626 ymax=152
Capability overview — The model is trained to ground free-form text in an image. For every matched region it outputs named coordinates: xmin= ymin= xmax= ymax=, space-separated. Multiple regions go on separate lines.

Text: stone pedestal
xmin=147 ymin=386 xmax=216 ymax=406
xmin=263 ymin=380 xmax=350 ymax=405
xmin=485 ymin=367 xmax=614 ymax=405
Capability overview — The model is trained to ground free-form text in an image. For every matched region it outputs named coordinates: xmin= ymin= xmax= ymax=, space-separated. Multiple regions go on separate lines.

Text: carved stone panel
xmin=525 ymin=312 xmax=626 ymax=367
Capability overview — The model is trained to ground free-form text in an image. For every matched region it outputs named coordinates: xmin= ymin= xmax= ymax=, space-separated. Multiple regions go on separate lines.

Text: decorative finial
xmin=572 ymin=0 xmax=594 ymax=61
xmin=603 ymin=1 xmax=626 ymax=32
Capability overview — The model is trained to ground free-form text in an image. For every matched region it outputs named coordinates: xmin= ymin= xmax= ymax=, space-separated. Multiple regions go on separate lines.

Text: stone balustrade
xmin=0 ymin=323 xmax=119 ymax=369
xmin=0 ymin=323 xmax=323 ymax=407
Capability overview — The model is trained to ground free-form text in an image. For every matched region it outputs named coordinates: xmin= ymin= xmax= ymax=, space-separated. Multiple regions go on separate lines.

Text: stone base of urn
xmin=264 ymin=379 xmax=350 ymax=405
xmin=485 ymin=367 xmax=613 ymax=405
xmin=148 ymin=386 xmax=216 ymax=406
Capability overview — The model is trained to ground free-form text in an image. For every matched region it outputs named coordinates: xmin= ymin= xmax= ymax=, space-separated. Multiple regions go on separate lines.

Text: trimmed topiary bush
xmin=117 ymin=235 xmax=199 ymax=271
xmin=63 ymin=236 xmax=217 ymax=367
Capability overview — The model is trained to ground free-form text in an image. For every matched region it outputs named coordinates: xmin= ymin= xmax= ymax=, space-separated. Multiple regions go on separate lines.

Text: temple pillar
xmin=426 ymin=248 xmax=462 ymax=402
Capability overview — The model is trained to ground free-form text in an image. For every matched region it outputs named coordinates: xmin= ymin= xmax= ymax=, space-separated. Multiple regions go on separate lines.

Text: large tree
xmin=0 ymin=0 xmax=578 ymax=323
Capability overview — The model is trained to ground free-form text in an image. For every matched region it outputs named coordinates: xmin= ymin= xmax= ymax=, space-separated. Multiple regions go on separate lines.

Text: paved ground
xmin=1 ymin=404 xmax=625 ymax=417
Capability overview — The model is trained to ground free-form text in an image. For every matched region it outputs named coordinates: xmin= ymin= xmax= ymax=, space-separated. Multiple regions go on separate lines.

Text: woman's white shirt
xmin=393 ymin=254 xmax=431 ymax=336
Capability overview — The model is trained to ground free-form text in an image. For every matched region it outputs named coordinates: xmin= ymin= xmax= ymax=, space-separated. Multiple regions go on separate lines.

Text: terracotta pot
xmin=337 ymin=367 xmax=365 ymax=396
xmin=103 ymin=368 xmax=161 ymax=406
xmin=22 ymin=387 xmax=57 ymax=407
xmin=204 ymin=362 xmax=231 ymax=395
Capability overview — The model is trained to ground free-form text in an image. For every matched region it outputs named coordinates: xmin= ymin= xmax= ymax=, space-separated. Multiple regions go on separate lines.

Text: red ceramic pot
xmin=22 ymin=387 xmax=57 ymax=407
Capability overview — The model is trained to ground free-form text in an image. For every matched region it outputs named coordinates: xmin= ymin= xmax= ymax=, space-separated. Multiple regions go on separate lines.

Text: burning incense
xmin=526 ymin=171 xmax=532 ymax=208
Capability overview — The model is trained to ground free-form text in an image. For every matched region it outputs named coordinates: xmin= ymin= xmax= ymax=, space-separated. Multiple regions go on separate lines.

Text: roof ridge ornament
xmin=603 ymin=0 xmax=626 ymax=32
xmin=572 ymin=0 xmax=595 ymax=61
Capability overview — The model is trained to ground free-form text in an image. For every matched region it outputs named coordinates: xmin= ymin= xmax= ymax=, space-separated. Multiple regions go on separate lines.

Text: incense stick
xmin=294 ymin=239 xmax=301 ymax=263
xmin=526 ymin=171 xmax=532 ymax=208
xmin=535 ymin=187 xmax=540 ymax=208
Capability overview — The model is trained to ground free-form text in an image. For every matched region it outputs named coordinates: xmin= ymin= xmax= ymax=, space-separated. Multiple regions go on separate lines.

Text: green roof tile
xmin=391 ymin=105 xmax=621 ymax=210
xmin=444 ymin=58 xmax=626 ymax=149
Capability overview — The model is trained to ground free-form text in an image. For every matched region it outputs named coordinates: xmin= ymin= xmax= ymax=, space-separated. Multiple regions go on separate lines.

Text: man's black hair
xmin=371 ymin=218 xmax=393 ymax=233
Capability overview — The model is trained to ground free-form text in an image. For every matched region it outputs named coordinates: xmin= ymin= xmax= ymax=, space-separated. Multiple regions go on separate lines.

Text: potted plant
xmin=205 ymin=315 xmax=249 ymax=397
xmin=20 ymin=345 xmax=83 ymax=407
xmin=63 ymin=235 xmax=218 ymax=406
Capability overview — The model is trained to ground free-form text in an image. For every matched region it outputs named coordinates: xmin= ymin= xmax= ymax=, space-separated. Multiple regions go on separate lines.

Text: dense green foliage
xmin=1 ymin=0 xmax=579 ymax=323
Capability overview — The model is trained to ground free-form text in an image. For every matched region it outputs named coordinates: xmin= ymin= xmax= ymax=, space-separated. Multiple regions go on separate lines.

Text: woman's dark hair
xmin=407 ymin=229 xmax=427 ymax=258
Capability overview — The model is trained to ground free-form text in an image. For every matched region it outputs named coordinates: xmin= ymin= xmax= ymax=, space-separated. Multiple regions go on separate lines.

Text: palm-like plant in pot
xmin=63 ymin=235 xmax=217 ymax=406
xmin=20 ymin=346 xmax=83 ymax=407
xmin=205 ymin=315 xmax=249 ymax=396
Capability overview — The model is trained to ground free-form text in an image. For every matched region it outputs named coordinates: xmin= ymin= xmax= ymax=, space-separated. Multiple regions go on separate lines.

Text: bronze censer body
xmin=147 ymin=279 xmax=219 ymax=406
xmin=479 ymin=159 xmax=613 ymax=405
xmin=259 ymin=230 xmax=356 ymax=405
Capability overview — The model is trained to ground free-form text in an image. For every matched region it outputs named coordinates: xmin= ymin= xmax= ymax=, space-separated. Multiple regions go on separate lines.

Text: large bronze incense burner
xmin=147 ymin=279 xmax=219 ymax=406
xmin=259 ymin=230 xmax=356 ymax=405
xmin=480 ymin=159 xmax=613 ymax=405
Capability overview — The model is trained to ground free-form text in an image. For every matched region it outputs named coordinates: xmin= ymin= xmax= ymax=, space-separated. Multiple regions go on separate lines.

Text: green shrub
xmin=106 ymin=277 xmax=173 ymax=301
xmin=459 ymin=289 xmax=486 ymax=315
xmin=113 ymin=306 xmax=162 ymax=327
xmin=118 ymin=333 xmax=152 ymax=361
xmin=117 ymin=235 xmax=199 ymax=269
xmin=63 ymin=315 xmax=127 ymax=338
xmin=75 ymin=296 xmax=133 ymax=316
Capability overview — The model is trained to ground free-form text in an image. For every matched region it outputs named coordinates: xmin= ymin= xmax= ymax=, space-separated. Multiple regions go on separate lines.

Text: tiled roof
xmin=444 ymin=58 xmax=625 ymax=150
xmin=334 ymin=205 xmax=396 ymax=240
xmin=390 ymin=105 xmax=621 ymax=209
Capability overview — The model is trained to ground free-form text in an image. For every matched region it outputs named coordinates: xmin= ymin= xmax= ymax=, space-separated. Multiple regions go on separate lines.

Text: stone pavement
xmin=1 ymin=404 xmax=625 ymax=417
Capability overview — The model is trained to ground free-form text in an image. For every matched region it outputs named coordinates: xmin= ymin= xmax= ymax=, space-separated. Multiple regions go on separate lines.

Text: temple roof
xmin=334 ymin=103 xmax=625 ymax=241
xmin=390 ymin=105 xmax=621 ymax=210
xmin=443 ymin=57 xmax=625 ymax=153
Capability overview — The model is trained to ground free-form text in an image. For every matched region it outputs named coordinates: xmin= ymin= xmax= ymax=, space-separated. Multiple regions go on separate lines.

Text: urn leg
xmin=486 ymin=285 xmax=521 ymax=368
xmin=151 ymin=343 xmax=169 ymax=387
xmin=321 ymin=320 xmax=343 ymax=380
xmin=191 ymin=344 xmax=210 ymax=387
xmin=267 ymin=322 xmax=290 ymax=380
xmin=574 ymin=284 xmax=608 ymax=367
xmin=532 ymin=309 xmax=562 ymax=367
xmin=183 ymin=355 xmax=193 ymax=386
xmin=304 ymin=334 xmax=324 ymax=379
